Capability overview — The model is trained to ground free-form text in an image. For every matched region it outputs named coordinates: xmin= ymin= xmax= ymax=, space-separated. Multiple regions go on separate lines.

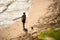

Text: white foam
xmin=0 ymin=0 xmax=31 ymax=27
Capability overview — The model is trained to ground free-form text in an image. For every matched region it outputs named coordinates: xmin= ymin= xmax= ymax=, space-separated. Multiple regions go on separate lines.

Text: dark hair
xmin=23 ymin=12 xmax=25 ymax=14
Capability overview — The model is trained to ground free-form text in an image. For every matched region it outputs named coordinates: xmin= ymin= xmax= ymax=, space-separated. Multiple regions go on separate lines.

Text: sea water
xmin=0 ymin=0 xmax=31 ymax=28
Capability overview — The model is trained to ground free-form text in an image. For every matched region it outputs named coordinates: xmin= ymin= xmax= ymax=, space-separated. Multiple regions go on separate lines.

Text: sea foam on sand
xmin=0 ymin=0 xmax=31 ymax=28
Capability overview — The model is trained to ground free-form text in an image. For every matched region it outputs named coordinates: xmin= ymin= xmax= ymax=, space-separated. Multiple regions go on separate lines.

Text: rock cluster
xmin=37 ymin=0 xmax=60 ymax=28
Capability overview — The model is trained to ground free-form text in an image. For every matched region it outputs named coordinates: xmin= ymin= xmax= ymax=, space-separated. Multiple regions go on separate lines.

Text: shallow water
xmin=0 ymin=0 xmax=31 ymax=27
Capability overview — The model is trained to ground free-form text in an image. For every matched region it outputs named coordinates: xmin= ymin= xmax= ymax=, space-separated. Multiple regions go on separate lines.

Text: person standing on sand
xmin=22 ymin=12 xmax=28 ymax=33
xmin=13 ymin=12 xmax=28 ymax=32
xmin=21 ymin=12 xmax=26 ymax=29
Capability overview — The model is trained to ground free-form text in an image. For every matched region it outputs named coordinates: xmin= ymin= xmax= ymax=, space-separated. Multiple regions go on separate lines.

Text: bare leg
xmin=23 ymin=22 xmax=28 ymax=33
xmin=23 ymin=23 xmax=25 ymax=29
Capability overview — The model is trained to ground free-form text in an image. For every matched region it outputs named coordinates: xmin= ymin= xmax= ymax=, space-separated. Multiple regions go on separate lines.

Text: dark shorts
xmin=22 ymin=19 xmax=26 ymax=23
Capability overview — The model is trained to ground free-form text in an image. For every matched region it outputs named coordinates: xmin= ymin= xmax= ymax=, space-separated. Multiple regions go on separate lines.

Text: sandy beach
xmin=0 ymin=0 xmax=52 ymax=40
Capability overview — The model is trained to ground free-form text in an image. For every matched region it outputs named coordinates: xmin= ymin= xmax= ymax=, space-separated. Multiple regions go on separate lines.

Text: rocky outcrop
xmin=37 ymin=0 xmax=60 ymax=28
